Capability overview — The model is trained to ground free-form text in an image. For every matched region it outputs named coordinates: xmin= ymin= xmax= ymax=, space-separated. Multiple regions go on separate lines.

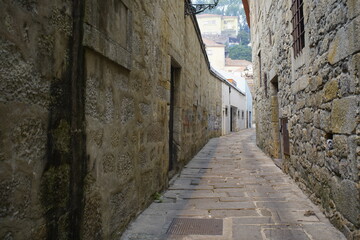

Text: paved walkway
xmin=121 ymin=129 xmax=346 ymax=240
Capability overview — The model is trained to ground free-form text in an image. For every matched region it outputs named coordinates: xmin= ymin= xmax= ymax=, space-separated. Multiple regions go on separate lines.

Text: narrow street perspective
xmin=1 ymin=0 xmax=359 ymax=239
xmin=122 ymin=129 xmax=346 ymax=240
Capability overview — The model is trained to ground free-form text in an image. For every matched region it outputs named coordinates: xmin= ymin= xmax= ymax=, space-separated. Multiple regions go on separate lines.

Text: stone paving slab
xmin=120 ymin=129 xmax=346 ymax=240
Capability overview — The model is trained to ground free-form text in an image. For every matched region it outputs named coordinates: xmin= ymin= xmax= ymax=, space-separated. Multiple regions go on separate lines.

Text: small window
xmin=291 ymin=0 xmax=305 ymax=57
xmin=241 ymin=111 xmax=244 ymax=119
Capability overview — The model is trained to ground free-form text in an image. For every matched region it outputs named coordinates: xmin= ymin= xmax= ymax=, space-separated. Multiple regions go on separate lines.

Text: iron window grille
xmin=291 ymin=0 xmax=305 ymax=57
xmin=264 ymin=73 xmax=268 ymax=98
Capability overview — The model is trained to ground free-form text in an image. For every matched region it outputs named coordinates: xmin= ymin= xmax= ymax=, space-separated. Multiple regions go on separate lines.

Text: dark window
xmin=241 ymin=110 xmax=244 ymax=119
xmin=291 ymin=0 xmax=305 ymax=57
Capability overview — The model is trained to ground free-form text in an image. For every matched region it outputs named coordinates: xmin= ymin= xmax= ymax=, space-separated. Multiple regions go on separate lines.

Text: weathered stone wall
xmin=81 ymin=1 xmax=222 ymax=237
xmin=251 ymin=0 xmax=360 ymax=238
xmin=0 ymin=0 xmax=74 ymax=239
xmin=0 ymin=0 xmax=222 ymax=239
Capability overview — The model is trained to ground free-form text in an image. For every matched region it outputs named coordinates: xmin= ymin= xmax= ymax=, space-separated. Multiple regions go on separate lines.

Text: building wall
xmin=206 ymin=45 xmax=225 ymax=69
xmin=0 ymin=0 xmax=73 ymax=239
xmin=221 ymin=16 xmax=239 ymax=36
xmin=230 ymin=88 xmax=247 ymax=130
xmin=251 ymin=0 xmax=360 ymax=238
xmin=221 ymin=82 xmax=246 ymax=135
xmin=197 ymin=15 xmax=222 ymax=35
xmin=0 ymin=0 xmax=222 ymax=239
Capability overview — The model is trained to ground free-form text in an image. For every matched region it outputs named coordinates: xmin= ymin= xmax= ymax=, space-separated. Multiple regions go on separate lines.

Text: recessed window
xmin=291 ymin=0 xmax=305 ymax=57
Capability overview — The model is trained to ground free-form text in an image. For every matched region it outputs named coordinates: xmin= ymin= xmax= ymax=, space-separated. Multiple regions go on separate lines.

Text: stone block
xmin=339 ymin=74 xmax=357 ymax=97
xmin=347 ymin=0 xmax=360 ymax=20
xmin=323 ymin=79 xmax=339 ymax=102
xmin=303 ymin=223 xmax=347 ymax=240
xmin=292 ymin=75 xmax=309 ymax=94
xmin=343 ymin=135 xmax=360 ymax=181
xmin=210 ymin=209 xmax=259 ymax=218
xmin=233 ymin=217 xmax=274 ymax=225
xmin=331 ymin=96 xmax=358 ymax=134
xmin=303 ymin=108 xmax=313 ymax=123
xmin=330 ymin=177 xmax=360 ymax=226
xmin=328 ymin=16 xmax=360 ymax=64
xmin=232 ymin=225 xmax=263 ymax=240
xmin=333 ymin=135 xmax=349 ymax=158
xmin=263 ymin=228 xmax=309 ymax=240
xmin=319 ymin=110 xmax=331 ymax=132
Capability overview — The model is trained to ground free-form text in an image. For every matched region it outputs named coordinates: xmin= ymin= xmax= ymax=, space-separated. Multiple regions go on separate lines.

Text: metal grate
xmin=167 ymin=218 xmax=223 ymax=235
xmin=291 ymin=0 xmax=305 ymax=57
xmin=281 ymin=117 xmax=290 ymax=155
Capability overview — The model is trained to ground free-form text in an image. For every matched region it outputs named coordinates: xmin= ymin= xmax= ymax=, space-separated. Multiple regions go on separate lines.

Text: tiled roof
xmin=225 ymin=58 xmax=252 ymax=66
xmin=197 ymin=14 xmax=221 ymax=18
xmin=203 ymin=38 xmax=225 ymax=47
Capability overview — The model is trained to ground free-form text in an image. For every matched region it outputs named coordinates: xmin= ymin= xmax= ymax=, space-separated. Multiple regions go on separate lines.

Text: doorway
xmin=270 ymin=76 xmax=281 ymax=159
xmin=169 ymin=63 xmax=181 ymax=173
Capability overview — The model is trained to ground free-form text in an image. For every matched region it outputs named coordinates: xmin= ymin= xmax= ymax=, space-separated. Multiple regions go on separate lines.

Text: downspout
xmin=69 ymin=0 xmax=86 ymax=238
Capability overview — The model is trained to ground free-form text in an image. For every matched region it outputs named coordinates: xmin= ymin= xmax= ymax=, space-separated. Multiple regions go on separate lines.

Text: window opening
xmin=291 ymin=0 xmax=305 ymax=57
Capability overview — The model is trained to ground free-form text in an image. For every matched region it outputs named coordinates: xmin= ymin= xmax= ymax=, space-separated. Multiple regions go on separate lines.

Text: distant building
xmin=197 ymin=14 xmax=239 ymax=38
xmin=224 ymin=58 xmax=254 ymax=95
xmin=212 ymin=69 xmax=250 ymax=135
xmin=216 ymin=69 xmax=254 ymax=130
xmin=201 ymin=38 xmax=255 ymax=96
xmin=203 ymin=38 xmax=225 ymax=69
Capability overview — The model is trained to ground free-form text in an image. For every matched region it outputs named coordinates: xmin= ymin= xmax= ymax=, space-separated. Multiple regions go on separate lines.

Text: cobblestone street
xmin=121 ymin=129 xmax=346 ymax=240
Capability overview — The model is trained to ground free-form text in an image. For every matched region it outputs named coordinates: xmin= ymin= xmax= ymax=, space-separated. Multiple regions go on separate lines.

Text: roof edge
xmin=210 ymin=67 xmax=246 ymax=96
xmin=241 ymin=0 xmax=250 ymax=27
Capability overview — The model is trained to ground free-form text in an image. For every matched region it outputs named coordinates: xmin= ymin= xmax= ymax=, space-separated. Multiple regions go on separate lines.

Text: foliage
xmin=228 ymin=45 xmax=252 ymax=61
xmin=199 ymin=0 xmax=252 ymax=61
xmin=238 ymin=31 xmax=250 ymax=46
xmin=202 ymin=0 xmax=244 ymax=16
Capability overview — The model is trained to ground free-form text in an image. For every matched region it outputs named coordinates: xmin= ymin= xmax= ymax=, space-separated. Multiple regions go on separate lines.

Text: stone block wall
xmin=0 ymin=0 xmax=222 ymax=239
xmin=250 ymin=0 xmax=359 ymax=238
xmin=0 ymin=0 xmax=73 ymax=239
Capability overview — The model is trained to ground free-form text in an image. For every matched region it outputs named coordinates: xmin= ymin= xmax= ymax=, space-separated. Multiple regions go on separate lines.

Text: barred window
xmin=291 ymin=0 xmax=305 ymax=57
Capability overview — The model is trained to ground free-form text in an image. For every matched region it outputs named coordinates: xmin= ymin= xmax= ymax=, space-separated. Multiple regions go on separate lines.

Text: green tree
xmin=238 ymin=31 xmax=250 ymax=45
xmin=201 ymin=0 xmax=243 ymax=16
xmin=228 ymin=45 xmax=252 ymax=61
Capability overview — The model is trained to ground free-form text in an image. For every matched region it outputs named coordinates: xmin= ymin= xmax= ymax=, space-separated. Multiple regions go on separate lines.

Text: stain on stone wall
xmin=0 ymin=0 xmax=74 ymax=239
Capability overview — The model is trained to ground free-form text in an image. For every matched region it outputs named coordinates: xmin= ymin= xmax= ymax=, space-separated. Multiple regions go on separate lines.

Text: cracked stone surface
xmin=120 ymin=129 xmax=346 ymax=240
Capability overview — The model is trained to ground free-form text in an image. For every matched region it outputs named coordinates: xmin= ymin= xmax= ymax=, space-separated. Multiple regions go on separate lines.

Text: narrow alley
xmin=121 ymin=129 xmax=346 ymax=240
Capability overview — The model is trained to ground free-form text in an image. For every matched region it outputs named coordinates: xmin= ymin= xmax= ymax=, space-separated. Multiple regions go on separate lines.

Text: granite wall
xmin=0 ymin=0 xmax=222 ymax=239
xmin=250 ymin=0 xmax=360 ymax=238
